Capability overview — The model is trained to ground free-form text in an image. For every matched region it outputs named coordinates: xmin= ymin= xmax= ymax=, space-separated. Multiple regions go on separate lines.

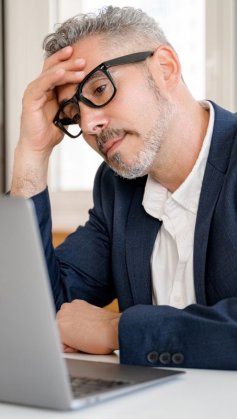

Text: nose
xmin=79 ymin=102 xmax=109 ymax=136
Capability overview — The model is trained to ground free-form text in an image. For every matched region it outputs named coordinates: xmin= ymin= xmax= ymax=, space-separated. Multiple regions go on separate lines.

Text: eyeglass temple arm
xmin=104 ymin=51 xmax=153 ymax=69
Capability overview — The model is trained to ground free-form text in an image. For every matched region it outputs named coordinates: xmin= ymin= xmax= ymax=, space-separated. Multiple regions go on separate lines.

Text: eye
xmin=82 ymin=70 xmax=114 ymax=105
xmin=83 ymin=73 xmax=110 ymax=98
xmin=94 ymin=83 xmax=107 ymax=95
xmin=72 ymin=113 xmax=80 ymax=123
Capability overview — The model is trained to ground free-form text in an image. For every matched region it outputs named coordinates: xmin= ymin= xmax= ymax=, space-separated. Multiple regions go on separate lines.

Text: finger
xmin=43 ymin=46 xmax=86 ymax=77
xmin=43 ymin=46 xmax=74 ymax=70
xmin=43 ymin=56 xmax=86 ymax=77
xmin=63 ymin=345 xmax=78 ymax=353
xmin=24 ymin=68 xmax=85 ymax=106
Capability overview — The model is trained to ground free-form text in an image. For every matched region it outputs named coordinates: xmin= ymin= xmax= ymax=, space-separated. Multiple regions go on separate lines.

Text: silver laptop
xmin=0 ymin=196 xmax=182 ymax=410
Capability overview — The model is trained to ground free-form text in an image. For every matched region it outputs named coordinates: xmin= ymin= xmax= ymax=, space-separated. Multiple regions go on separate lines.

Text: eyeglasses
xmin=53 ymin=50 xmax=153 ymax=138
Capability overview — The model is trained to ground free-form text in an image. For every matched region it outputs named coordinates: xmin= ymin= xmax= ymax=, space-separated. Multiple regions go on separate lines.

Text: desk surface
xmin=1 ymin=352 xmax=236 ymax=419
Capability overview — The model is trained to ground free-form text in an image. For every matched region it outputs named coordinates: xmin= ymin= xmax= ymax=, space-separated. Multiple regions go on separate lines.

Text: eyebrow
xmin=85 ymin=70 xmax=108 ymax=82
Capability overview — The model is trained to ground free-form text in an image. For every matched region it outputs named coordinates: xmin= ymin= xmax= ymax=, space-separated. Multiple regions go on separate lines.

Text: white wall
xmin=4 ymin=0 xmax=57 ymax=188
xmin=206 ymin=0 xmax=236 ymax=111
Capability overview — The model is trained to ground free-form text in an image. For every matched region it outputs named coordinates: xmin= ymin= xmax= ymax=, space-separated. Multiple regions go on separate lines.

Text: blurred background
xmin=0 ymin=0 xmax=236 ymax=242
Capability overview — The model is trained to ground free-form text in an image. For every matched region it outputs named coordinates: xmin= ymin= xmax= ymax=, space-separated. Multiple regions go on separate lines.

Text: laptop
xmin=0 ymin=196 xmax=183 ymax=410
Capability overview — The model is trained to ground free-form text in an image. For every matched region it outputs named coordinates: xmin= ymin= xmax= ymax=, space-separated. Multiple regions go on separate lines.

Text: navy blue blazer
xmin=32 ymin=102 xmax=237 ymax=370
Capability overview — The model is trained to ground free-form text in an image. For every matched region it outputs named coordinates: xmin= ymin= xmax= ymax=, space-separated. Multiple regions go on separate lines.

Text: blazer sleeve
xmin=31 ymin=163 xmax=116 ymax=311
xmin=119 ymin=298 xmax=237 ymax=370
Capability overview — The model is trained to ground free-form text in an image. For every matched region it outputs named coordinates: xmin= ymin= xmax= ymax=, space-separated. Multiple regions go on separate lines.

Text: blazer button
xmin=159 ymin=352 xmax=171 ymax=364
xmin=172 ymin=353 xmax=184 ymax=365
xmin=147 ymin=351 xmax=159 ymax=364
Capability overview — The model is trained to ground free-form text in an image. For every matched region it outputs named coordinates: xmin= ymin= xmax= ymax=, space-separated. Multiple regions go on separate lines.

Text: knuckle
xmin=72 ymin=299 xmax=82 ymax=305
xmin=60 ymin=302 xmax=70 ymax=312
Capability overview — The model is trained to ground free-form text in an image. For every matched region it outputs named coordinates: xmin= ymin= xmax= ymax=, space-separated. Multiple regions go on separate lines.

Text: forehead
xmin=57 ymin=35 xmax=132 ymax=101
xmin=71 ymin=35 xmax=119 ymax=74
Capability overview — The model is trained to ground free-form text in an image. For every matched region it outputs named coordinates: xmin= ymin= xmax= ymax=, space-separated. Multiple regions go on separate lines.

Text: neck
xmin=149 ymin=98 xmax=210 ymax=193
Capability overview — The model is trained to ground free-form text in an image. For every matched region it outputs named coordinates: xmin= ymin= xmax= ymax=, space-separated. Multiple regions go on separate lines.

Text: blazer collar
xmin=194 ymin=102 xmax=237 ymax=304
xmin=207 ymin=102 xmax=237 ymax=173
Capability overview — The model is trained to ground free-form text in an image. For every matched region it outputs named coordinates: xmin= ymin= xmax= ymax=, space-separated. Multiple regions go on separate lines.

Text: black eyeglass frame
xmin=53 ymin=50 xmax=154 ymax=138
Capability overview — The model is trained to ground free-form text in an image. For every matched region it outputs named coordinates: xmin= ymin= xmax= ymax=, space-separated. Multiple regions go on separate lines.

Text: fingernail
xmin=75 ymin=58 xmax=85 ymax=65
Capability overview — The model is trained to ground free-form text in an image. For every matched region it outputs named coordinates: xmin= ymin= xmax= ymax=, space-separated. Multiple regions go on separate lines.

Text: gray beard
xmin=108 ymin=94 xmax=175 ymax=179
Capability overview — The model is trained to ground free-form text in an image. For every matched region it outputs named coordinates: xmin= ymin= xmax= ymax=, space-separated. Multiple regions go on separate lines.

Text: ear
xmin=149 ymin=45 xmax=181 ymax=91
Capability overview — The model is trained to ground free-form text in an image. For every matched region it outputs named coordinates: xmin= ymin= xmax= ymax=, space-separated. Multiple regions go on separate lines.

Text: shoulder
xmin=211 ymin=101 xmax=237 ymax=131
xmin=208 ymin=102 xmax=237 ymax=172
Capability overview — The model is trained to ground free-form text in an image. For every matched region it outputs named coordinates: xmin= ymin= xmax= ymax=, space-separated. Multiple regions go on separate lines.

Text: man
xmin=11 ymin=6 xmax=237 ymax=369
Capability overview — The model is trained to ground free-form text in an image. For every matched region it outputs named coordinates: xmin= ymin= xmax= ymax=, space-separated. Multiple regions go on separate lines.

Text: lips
xmin=102 ymin=135 xmax=125 ymax=156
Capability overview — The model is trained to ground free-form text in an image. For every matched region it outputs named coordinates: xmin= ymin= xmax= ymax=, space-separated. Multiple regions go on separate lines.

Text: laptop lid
xmin=0 ymin=197 xmax=183 ymax=410
xmin=0 ymin=197 xmax=73 ymax=409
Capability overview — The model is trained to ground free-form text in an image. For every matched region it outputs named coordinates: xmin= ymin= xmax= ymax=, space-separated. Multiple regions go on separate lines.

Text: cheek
xmin=115 ymin=83 xmax=156 ymax=130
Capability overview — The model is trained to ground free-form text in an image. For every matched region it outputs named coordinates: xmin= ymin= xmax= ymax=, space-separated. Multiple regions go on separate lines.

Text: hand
xmin=56 ymin=300 xmax=121 ymax=355
xmin=11 ymin=46 xmax=86 ymax=197
xmin=19 ymin=46 xmax=85 ymax=154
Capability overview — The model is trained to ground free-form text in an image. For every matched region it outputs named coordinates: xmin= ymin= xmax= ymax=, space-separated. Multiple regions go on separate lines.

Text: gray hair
xmin=43 ymin=6 xmax=172 ymax=57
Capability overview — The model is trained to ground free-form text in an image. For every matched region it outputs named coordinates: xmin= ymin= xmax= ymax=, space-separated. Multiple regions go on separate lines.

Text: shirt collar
xmin=143 ymin=100 xmax=215 ymax=219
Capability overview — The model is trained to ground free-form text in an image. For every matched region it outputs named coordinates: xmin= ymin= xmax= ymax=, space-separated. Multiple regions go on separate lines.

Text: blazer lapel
xmin=194 ymin=163 xmax=225 ymax=304
xmin=194 ymin=102 xmax=237 ymax=304
xmin=125 ymin=181 xmax=161 ymax=305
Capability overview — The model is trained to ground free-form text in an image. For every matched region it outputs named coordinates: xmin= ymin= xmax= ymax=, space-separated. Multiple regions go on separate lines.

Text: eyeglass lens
xmin=58 ymin=70 xmax=114 ymax=136
xmin=82 ymin=70 xmax=114 ymax=105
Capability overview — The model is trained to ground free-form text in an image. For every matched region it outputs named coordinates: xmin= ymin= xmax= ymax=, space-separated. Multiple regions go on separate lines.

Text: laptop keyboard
xmin=70 ymin=376 xmax=131 ymax=398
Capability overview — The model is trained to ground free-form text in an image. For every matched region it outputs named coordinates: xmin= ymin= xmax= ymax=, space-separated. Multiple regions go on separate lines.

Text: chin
xmin=108 ymin=149 xmax=150 ymax=179
xmin=109 ymin=163 xmax=147 ymax=180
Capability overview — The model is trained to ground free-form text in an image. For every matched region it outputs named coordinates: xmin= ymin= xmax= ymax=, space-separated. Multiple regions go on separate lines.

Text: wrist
xmin=10 ymin=144 xmax=50 ymax=198
xmin=111 ymin=314 xmax=121 ymax=351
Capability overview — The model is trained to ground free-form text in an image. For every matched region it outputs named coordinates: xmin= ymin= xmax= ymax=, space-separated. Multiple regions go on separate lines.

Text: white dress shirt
xmin=142 ymin=101 xmax=214 ymax=308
